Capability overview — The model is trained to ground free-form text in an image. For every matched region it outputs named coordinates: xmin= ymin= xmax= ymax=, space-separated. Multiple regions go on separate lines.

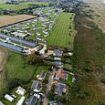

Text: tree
xmin=27 ymin=52 xmax=43 ymax=64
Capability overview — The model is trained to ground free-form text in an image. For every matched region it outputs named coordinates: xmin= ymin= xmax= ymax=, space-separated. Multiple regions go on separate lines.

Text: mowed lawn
xmin=0 ymin=2 xmax=48 ymax=10
xmin=48 ymin=12 xmax=76 ymax=49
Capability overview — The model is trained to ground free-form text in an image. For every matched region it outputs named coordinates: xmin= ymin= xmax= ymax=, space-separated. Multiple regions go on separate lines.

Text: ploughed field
xmin=0 ymin=15 xmax=35 ymax=27
xmin=47 ymin=12 xmax=76 ymax=49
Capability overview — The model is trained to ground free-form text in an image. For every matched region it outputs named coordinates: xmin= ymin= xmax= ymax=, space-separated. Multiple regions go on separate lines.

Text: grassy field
xmin=0 ymin=2 xmax=49 ymax=10
xmin=47 ymin=12 xmax=76 ymax=49
xmin=0 ymin=15 xmax=35 ymax=27
xmin=6 ymin=51 xmax=36 ymax=82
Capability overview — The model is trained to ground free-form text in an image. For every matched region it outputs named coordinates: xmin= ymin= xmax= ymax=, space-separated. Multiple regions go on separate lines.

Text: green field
xmin=6 ymin=51 xmax=36 ymax=82
xmin=0 ymin=2 xmax=49 ymax=10
xmin=47 ymin=12 xmax=76 ymax=49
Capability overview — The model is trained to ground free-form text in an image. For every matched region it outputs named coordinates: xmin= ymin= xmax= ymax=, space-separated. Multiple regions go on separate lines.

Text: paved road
xmin=43 ymin=73 xmax=53 ymax=105
xmin=0 ymin=33 xmax=36 ymax=47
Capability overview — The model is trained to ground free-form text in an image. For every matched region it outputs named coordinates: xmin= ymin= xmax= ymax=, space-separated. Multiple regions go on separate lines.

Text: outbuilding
xmin=4 ymin=94 xmax=14 ymax=102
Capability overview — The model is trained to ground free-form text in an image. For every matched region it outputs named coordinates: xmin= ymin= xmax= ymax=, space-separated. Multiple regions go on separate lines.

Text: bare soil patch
xmin=0 ymin=15 xmax=35 ymax=27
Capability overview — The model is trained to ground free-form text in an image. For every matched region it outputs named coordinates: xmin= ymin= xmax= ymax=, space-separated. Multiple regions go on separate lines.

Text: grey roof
xmin=54 ymin=49 xmax=63 ymax=57
xmin=31 ymin=80 xmax=42 ymax=92
xmin=28 ymin=95 xmax=37 ymax=105
xmin=38 ymin=71 xmax=46 ymax=80
xmin=55 ymin=83 xmax=66 ymax=96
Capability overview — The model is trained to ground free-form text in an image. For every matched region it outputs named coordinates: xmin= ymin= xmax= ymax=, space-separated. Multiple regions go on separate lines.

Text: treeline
xmin=0 ymin=4 xmax=47 ymax=15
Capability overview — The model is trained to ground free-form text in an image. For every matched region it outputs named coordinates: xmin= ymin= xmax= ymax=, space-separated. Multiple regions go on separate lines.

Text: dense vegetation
xmin=70 ymin=2 xmax=105 ymax=105
xmin=0 ymin=2 xmax=48 ymax=10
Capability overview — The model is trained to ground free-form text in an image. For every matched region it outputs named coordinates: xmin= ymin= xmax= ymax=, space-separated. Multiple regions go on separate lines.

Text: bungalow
xmin=53 ymin=49 xmax=63 ymax=57
xmin=54 ymin=61 xmax=63 ymax=68
xmin=16 ymin=86 xmax=26 ymax=96
xmin=53 ymin=68 xmax=68 ymax=81
xmin=55 ymin=83 xmax=67 ymax=96
xmin=36 ymin=71 xmax=46 ymax=81
xmin=31 ymin=80 xmax=42 ymax=92
xmin=0 ymin=101 xmax=4 ymax=105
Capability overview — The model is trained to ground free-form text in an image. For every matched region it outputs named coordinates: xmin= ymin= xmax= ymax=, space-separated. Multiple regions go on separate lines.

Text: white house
xmin=16 ymin=86 xmax=26 ymax=96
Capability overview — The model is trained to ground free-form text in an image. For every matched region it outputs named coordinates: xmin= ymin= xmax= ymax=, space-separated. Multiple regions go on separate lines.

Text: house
xmin=16 ymin=96 xmax=25 ymax=105
xmin=53 ymin=49 xmax=63 ymax=57
xmin=54 ymin=61 xmax=63 ymax=68
xmin=0 ymin=101 xmax=4 ymax=105
xmin=53 ymin=68 xmax=68 ymax=81
xmin=31 ymin=80 xmax=42 ymax=92
xmin=16 ymin=86 xmax=26 ymax=96
xmin=26 ymin=95 xmax=38 ymax=105
xmin=4 ymin=94 xmax=14 ymax=102
xmin=55 ymin=83 xmax=67 ymax=96
xmin=36 ymin=71 xmax=46 ymax=81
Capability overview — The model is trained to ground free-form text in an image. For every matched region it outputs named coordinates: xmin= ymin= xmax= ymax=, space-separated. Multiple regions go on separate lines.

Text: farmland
xmin=0 ymin=15 xmax=35 ymax=27
xmin=47 ymin=12 xmax=76 ymax=49
xmin=0 ymin=2 xmax=49 ymax=10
